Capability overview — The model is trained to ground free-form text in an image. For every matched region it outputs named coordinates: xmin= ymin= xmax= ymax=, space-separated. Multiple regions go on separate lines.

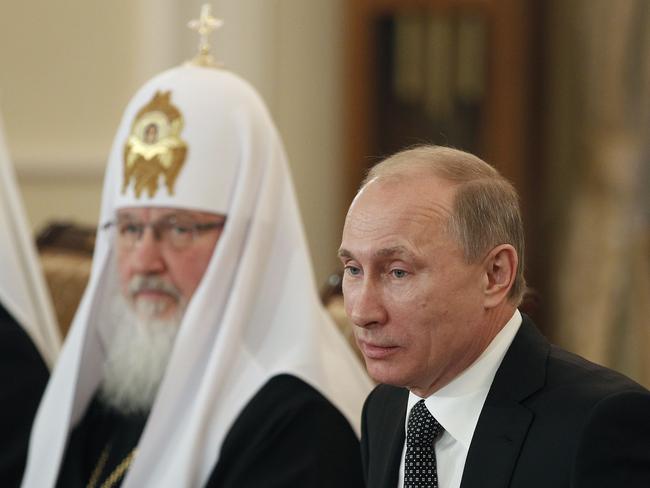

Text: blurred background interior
xmin=0 ymin=0 xmax=648 ymax=386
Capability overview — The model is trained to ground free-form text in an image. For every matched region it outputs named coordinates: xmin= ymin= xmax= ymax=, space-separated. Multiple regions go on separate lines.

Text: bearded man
xmin=23 ymin=49 xmax=370 ymax=488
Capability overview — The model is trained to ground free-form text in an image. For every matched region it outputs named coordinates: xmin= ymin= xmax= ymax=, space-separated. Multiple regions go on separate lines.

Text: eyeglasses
xmin=102 ymin=215 xmax=226 ymax=250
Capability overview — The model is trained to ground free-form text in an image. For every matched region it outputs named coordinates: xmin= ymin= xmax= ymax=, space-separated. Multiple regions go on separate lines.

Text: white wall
xmin=0 ymin=0 xmax=345 ymax=286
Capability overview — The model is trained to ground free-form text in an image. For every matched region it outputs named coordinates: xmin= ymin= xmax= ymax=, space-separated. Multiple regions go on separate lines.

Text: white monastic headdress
xmin=23 ymin=52 xmax=371 ymax=488
xmin=0 ymin=112 xmax=61 ymax=368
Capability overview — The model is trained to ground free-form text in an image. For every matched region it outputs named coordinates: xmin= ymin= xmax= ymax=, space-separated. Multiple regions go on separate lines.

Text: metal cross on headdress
xmin=188 ymin=4 xmax=223 ymax=68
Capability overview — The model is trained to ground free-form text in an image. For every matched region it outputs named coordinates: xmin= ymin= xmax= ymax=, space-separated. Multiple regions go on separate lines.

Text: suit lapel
xmin=370 ymin=387 xmax=408 ymax=488
xmin=459 ymin=402 xmax=533 ymax=488
xmin=460 ymin=316 xmax=549 ymax=488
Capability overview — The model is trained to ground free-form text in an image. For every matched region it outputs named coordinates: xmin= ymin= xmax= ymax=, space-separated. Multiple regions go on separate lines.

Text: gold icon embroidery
xmin=123 ymin=91 xmax=187 ymax=198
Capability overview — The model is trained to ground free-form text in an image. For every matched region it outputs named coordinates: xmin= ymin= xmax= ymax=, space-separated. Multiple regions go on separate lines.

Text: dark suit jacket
xmin=361 ymin=314 xmax=650 ymax=488
xmin=0 ymin=304 xmax=49 ymax=488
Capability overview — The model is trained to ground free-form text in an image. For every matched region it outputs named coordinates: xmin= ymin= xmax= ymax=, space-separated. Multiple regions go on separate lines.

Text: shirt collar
xmin=406 ymin=309 xmax=522 ymax=450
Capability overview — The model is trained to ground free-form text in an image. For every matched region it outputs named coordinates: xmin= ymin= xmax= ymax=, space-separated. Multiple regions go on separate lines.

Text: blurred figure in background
xmin=0 ymin=113 xmax=61 ymax=486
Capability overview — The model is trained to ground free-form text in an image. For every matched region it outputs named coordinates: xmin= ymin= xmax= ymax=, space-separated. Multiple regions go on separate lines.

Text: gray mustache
xmin=128 ymin=275 xmax=181 ymax=300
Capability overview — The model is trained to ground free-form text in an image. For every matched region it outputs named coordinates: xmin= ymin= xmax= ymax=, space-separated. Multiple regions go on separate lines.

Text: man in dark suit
xmin=338 ymin=145 xmax=650 ymax=488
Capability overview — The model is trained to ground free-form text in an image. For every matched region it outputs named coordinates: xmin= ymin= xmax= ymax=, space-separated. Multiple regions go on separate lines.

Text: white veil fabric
xmin=0 ymin=112 xmax=61 ymax=368
xmin=22 ymin=64 xmax=372 ymax=487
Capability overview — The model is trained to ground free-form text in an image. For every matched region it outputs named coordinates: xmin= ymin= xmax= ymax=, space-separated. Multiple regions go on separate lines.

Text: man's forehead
xmin=356 ymin=173 xmax=455 ymax=210
xmin=341 ymin=175 xmax=457 ymax=257
xmin=116 ymin=206 xmax=225 ymax=221
xmin=346 ymin=177 xmax=454 ymax=230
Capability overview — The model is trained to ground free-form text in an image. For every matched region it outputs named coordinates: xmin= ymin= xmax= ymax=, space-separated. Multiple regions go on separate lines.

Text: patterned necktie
xmin=404 ymin=399 xmax=444 ymax=488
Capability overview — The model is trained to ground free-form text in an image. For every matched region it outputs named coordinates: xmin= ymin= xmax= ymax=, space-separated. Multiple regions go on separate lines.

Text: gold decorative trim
xmin=87 ymin=444 xmax=138 ymax=488
xmin=122 ymin=91 xmax=187 ymax=198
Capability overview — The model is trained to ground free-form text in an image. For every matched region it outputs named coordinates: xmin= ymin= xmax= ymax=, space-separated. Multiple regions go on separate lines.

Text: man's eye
xmin=171 ymin=224 xmax=193 ymax=235
xmin=390 ymin=269 xmax=408 ymax=279
xmin=344 ymin=265 xmax=362 ymax=276
xmin=119 ymin=223 xmax=142 ymax=235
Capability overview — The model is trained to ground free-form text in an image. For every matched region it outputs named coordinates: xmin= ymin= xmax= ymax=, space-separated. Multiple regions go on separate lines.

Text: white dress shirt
xmin=398 ymin=310 xmax=522 ymax=488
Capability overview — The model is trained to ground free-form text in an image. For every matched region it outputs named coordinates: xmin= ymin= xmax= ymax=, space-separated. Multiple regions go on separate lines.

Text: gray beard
xmin=97 ymin=296 xmax=182 ymax=415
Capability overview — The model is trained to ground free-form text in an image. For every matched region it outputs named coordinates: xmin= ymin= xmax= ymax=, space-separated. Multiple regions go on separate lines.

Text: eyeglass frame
xmin=101 ymin=214 xmax=226 ymax=250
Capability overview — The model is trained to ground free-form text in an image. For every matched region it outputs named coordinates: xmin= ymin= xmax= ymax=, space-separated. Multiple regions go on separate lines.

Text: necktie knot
xmin=407 ymin=399 xmax=443 ymax=446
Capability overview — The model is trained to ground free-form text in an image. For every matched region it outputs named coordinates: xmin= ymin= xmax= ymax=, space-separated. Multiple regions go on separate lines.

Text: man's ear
xmin=482 ymin=244 xmax=517 ymax=308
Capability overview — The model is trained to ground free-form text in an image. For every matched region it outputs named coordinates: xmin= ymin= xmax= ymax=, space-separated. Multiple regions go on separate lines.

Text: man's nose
xmin=347 ymin=278 xmax=387 ymax=329
xmin=131 ymin=227 xmax=166 ymax=274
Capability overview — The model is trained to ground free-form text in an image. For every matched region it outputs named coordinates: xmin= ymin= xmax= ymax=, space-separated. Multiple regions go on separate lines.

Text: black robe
xmin=0 ymin=304 xmax=50 ymax=487
xmin=57 ymin=374 xmax=364 ymax=487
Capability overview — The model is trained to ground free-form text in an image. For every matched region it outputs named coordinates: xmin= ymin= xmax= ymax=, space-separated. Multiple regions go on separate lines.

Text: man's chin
xmin=132 ymin=296 xmax=179 ymax=321
xmin=363 ymin=357 xmax=409 ymax=387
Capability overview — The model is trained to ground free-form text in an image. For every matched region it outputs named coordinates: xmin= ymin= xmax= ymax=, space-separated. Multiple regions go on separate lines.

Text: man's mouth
xmin=132 ymin=288 xmax=176 ymax=300
xmin=357 ymin=340 xmax=399 ymax=360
